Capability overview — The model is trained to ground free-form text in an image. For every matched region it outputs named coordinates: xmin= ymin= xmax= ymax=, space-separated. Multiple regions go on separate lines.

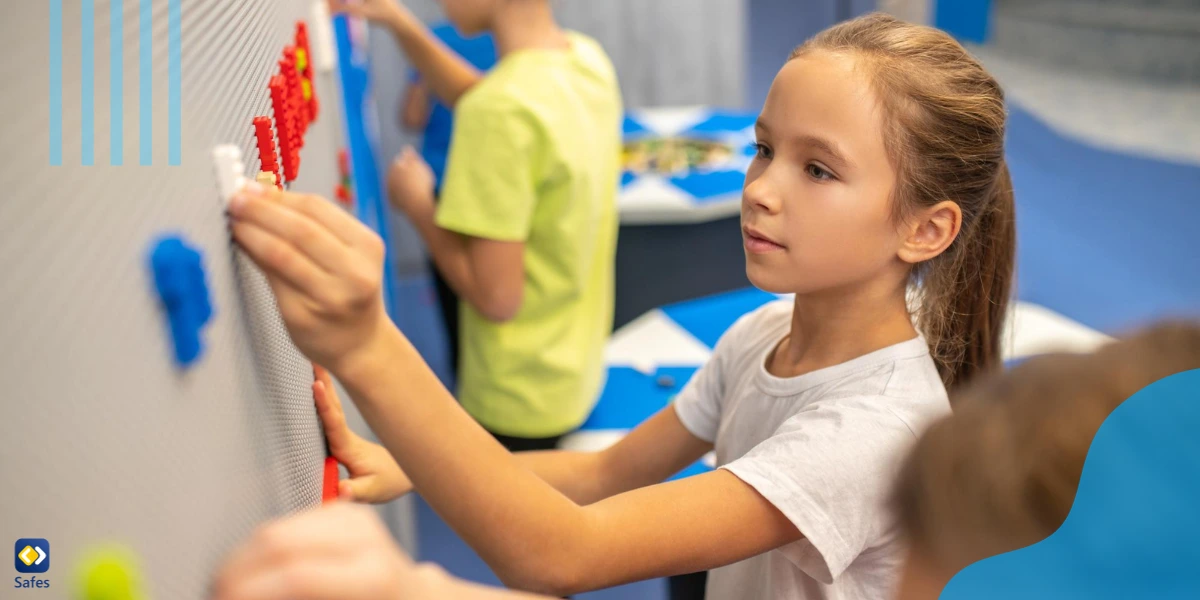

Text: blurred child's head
xmin=891 ymin=322 xmax=1200 ymax=598
xmin=743 ymin=13 xmax=1014 ymax=387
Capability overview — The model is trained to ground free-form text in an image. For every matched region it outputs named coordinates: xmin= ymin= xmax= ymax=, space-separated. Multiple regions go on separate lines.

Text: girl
xmin=219 ymin=13 xmax=1014 ymax=599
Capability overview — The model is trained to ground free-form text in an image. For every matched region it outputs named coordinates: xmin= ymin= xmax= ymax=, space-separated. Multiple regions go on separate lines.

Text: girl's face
xmin=439 ymin=0 xmax=496 ymax=35
xmin=742 ymin=51 xmax=905 ymax=295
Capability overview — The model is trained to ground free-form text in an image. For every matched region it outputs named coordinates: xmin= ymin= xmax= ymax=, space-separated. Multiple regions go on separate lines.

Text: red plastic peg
xmin=269 ymin=75 xmax=300 ymax=183
xmin=322 ymin=456 xmax=340 ymax=503
xmin=251 ymin=116 xmax=283 ymax=188
xmin=295 ymin=22 xmax=319 ymax=122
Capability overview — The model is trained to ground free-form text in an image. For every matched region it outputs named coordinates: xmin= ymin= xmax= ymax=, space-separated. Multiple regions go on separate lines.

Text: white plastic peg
xmin=212 ymin=145 xmax=249 ymax=207
xmin=311 ymin=0 xmax=338 ymax=73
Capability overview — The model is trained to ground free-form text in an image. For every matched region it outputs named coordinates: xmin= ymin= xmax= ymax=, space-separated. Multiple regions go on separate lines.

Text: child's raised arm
xmin=228 ymin=187 xmax=803 ymax=595
xmin=317 ymin=361 xmax=713 ymax=506
xmin=328 ymin=0 xmax=482 ymax=107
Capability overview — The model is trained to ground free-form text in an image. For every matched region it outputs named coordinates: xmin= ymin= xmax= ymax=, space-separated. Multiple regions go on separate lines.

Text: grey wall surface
xmin=747 ymin=0 xmax=877 ymax=111
xmin=0 ymin=1 xmax=411 ymax=596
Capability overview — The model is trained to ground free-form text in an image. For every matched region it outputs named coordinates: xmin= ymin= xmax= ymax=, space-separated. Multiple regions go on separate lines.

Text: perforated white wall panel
xmin=0 ymin=1 xmax=351 ymax=597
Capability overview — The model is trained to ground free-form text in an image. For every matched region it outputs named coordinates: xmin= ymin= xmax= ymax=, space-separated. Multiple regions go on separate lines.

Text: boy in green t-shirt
xmin=330 ymin=0 xmax=622 ymax=450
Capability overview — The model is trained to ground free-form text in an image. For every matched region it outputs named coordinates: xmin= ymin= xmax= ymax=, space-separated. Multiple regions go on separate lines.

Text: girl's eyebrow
xmin=797 ymin=135 xmax=853 ymax=170
xmin=756 ymin=118 xmax=853 ymax=170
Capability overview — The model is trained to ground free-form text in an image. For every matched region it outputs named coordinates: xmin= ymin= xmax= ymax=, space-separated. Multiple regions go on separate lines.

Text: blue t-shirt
xmin=414 ymin=24 xmax=498 ymax=187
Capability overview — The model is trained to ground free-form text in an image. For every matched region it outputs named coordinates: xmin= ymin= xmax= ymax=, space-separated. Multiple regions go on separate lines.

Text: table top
xmin=619 ymin=107 xmax=756 ymax=226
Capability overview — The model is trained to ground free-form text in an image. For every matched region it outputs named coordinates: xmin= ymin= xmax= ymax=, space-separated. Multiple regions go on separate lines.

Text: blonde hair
xmin=792 ymin=13 xmax=1015 ymax=390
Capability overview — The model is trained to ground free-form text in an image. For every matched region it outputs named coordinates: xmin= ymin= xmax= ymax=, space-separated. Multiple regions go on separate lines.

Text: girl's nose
xmin=743 ymin=172 xmax=780 ymax=214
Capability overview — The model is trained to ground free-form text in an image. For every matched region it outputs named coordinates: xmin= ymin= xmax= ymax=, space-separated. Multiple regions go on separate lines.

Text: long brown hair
xmin=792 ymin=13 xmax=1016 ymax=390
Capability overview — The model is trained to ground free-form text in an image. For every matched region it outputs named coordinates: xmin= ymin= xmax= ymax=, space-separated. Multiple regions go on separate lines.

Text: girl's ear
xmin=898 ymin=200 xmax=962 ymax=265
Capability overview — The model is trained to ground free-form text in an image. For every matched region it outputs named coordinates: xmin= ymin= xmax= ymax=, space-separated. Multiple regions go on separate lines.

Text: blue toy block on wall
xmin=149 ymin=235 xmax=214 ymax=368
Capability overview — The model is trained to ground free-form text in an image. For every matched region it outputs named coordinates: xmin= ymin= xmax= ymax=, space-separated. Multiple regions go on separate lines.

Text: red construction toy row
xmin=252 ymin=22 xmax=321 ymax=189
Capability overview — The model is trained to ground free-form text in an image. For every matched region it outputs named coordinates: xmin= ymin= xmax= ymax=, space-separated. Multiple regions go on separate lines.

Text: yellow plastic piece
xmin=256 ymin=171 xmax=277 ymax=187
xmin=302 ymin=79 xmax=313 ymax=102
xmin=296 ymin=48 xmax=309 ymax=73
xmin=75 ymin=545 xmax=146 ymax=600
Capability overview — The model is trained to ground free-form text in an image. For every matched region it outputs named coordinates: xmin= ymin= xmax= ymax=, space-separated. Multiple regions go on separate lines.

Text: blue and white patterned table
xmin=619 ymin=107 xmax=756 ymax=225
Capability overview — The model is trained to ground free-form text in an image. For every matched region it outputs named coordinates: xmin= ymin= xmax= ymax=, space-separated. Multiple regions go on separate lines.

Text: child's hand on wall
xmin=212 ymin=502 xmax=551 ymax=599
xmin=211 ymin=502 xmax=446 ymax=600
xmin=387 ymin=146 xmax=436 ymax=222
xmin=327 ymin=0 xmax=406 ymax=25
xmin=228 ymin=186 xmax=392 ymax=377
xmin=314 ymin=365 xmax=414 ymax=503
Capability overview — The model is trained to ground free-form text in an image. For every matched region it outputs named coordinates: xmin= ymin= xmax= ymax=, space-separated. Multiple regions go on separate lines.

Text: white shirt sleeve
xmin=671 ymin=313 xmax=757 ymax=442
xmin=721 ymin=400 xmax=916 ymax=584
xmin=671 ymin=346 xmax=726 ymax=443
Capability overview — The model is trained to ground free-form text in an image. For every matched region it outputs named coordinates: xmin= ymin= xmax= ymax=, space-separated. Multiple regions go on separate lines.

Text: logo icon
xmin=14 ymin=539 xmax=49 ymax=574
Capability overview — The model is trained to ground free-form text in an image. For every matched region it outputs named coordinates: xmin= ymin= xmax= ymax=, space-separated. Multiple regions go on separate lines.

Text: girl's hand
xmin=314 ymin=365 xmax=413 ymax=503
xmin=228 ymin=185 xmax=391 ymax=377
xmin=327 ymin=0 xmax=406 ymax=25
xmin=211 ymin=502 xmax=450 ymax=600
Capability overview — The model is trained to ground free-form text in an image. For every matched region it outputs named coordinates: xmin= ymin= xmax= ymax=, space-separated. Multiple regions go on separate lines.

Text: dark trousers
xmin=430 ymin=257 xmax=460 ymax=379
xmin=490 ymin=431 xmax=565 ymax=453
xmin=669 ymin=571 xmax=708 ymax=599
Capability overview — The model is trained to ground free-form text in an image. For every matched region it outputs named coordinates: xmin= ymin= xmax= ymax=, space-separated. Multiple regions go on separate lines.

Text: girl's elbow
xmin=495 ymin=559 xmax=588 ymax=597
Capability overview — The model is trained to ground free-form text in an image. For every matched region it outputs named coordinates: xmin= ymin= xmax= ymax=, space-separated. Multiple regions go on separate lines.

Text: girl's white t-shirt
xmin=673 ymin=300 xmax=951 ymax=600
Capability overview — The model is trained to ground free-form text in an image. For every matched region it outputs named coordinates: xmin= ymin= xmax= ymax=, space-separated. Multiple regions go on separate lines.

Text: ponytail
xmin=921 ymin=161 xmax=1016 ymax=390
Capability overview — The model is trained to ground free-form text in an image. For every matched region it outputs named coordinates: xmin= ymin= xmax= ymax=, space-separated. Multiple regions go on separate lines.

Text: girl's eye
xmin=806 ymin=163 xmax=834 ymax=181
xmin=754 ymin=143 xmax=773 ymax=160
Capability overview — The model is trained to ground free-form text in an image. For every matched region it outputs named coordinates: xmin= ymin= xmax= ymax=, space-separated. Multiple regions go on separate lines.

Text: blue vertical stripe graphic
xmin=50 ymin=0 xmax=63 ymax=166
xmin=111 ymin=0 xmax=123 ymax=165
xmin=82 ymin=0 xmax=95 ymax=165
xmin=139 ymin=0 xmax=152 ymax=165
xmin=169 ymin=0 xmax=180 ymax=165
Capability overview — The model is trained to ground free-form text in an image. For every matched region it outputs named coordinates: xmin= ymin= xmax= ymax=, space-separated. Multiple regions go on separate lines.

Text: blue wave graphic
xmin=943 ymin=369 xmax=1200 ymax=599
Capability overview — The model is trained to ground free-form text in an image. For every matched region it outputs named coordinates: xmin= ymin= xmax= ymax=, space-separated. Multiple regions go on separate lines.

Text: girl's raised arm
xmin=227 ymin=186 xmax=801 ymax=596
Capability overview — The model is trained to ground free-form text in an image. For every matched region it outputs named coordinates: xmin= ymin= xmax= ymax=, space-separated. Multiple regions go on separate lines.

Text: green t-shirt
xmin=436 ymin=32 xmax=622 ymax=437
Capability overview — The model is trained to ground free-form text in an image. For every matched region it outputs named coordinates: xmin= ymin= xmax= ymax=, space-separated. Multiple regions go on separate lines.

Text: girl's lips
xmin=743 ymin=225 xmax=786 ymax=253
xmin=744 ymin=232 xmax=786 ymax=254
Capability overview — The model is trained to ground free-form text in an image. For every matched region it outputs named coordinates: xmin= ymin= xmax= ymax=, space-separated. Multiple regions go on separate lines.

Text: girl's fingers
xmin=231 ymin=221 xmax=331 ymax=299
xmin=276 ymin=192 xmax=376 ymax=249
xmin=229 ymin=191 xmax=353 ymax=276
xmin=313 ymin=364 xmax=334 ymax=388
xmin=214 ymin=556 xmax=371 ymax=600
xmin=313 ymin=380 xmax=355 ymax=455
xmin=339 ymin=476 xmax=382 ymax=504
xmin=338 ymin=479 xmax=357 ymax=502
xmin=213 ymin=505 xmax=366 ymax=595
